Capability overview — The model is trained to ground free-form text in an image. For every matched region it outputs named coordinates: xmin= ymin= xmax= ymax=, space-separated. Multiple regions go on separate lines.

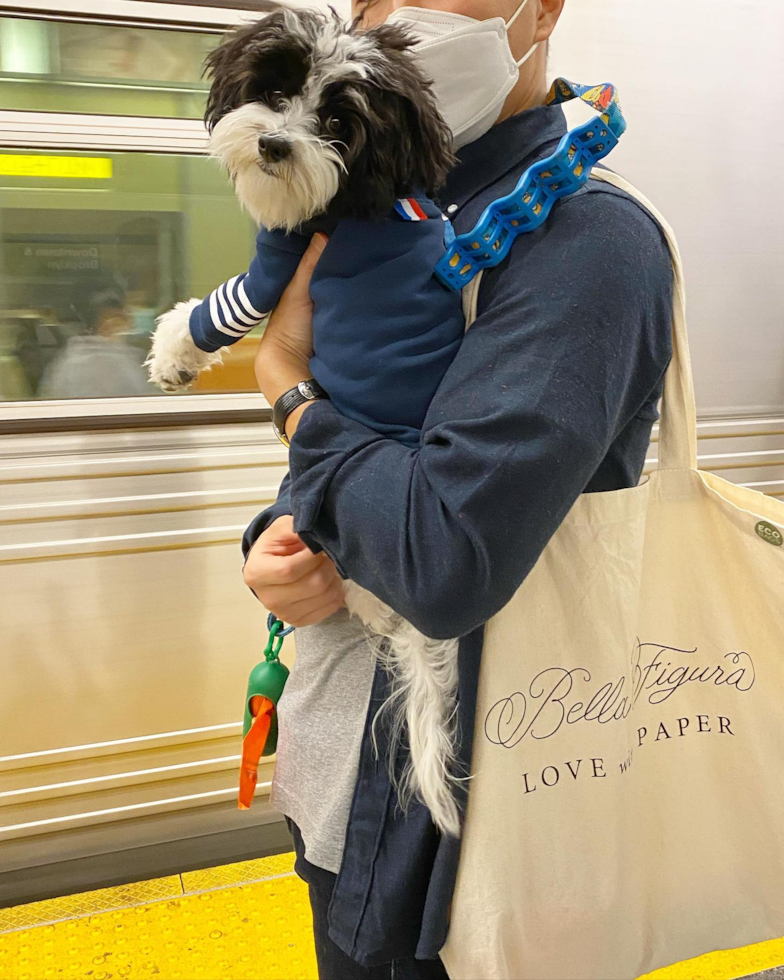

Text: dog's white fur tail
xmin=146 ymin=299 xmax=224 ymax=392
xmin=344 ymin=580 xmax=461 ymax=837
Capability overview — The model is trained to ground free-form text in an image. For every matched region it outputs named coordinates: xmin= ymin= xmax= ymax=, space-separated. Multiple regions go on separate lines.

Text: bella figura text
xmin=484 ymin=640 xmax=754 ymax=749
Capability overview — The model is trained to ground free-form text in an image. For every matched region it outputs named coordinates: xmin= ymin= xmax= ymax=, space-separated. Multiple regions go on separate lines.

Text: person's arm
xmin=248 ymin=194 xmax=674 ymax=639
xmin=242 ymin=473 xmax=293 ymax=560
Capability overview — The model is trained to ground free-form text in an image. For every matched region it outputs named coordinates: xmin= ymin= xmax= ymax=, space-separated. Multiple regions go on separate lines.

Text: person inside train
xmin=242 ymin=0 xmax=674 ymax=977
xmin=39 ymin=277 xmax=151 ymax=399
xmin=0 ymin=318 xmax=34 ymax=400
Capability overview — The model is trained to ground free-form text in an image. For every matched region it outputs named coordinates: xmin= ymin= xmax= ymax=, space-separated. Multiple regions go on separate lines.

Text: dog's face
xmin=204 ymin=8 xmax=455 ymax=231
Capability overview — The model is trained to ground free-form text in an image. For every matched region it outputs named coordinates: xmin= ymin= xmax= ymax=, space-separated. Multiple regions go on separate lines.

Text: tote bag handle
xmin=461 ymin=170 xmax=698 ymax=472
xmin=589 ymin=169 xmax=697 ymax=471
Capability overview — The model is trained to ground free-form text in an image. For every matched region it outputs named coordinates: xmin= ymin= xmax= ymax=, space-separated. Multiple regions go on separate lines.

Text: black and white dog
xmin=205 ymin=6 xmax=451 ymax=230
xmin=146 ymin=7 xmax=456 ymax=391
xmin=147 ymin=7 xmax=464 ymax=836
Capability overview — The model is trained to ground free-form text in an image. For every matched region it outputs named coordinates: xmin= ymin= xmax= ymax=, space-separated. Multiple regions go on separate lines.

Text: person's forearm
xmin=286 ymin=399 xmax=600 ymax=640
xmin=254 ymin=233 xmax=329 ymax=441
xmin=242 ymin=473 xmax=293 ymax=560
xmin=257 ymin=354 xmax=317 ymax=440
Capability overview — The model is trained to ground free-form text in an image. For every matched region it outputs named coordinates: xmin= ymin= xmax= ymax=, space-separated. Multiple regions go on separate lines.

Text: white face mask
xmin=389 ymin=1 xmax=539 ymax=151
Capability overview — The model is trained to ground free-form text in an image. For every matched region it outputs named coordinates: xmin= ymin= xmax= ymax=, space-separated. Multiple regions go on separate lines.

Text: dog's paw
xmin=157 ymin=369 xmax=197 ymax=393
xmin=146 ymin=299 xmax=223 ymax=392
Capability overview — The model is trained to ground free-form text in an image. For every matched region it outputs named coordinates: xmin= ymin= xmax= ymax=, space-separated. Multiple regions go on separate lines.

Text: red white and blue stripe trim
xmin=394 ymin=198 xmax=429 ymax=222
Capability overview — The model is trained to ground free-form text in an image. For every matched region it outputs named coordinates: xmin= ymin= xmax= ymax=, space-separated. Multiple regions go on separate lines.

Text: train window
xmin=0 ymin=16 xmax=218 ymax=119
xmin=0 ymin=146 xmax=263 ymax=401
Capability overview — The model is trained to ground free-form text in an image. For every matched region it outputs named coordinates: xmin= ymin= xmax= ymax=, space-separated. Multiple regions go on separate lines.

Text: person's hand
xmin=255 ymin=233 xmax=328 ymax=438
xmin=243 ymin=514 xmax=345 ymax=627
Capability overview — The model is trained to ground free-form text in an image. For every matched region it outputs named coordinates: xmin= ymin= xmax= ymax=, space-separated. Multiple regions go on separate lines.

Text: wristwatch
xmin=272 ymin=379 xmax=328 ymax=447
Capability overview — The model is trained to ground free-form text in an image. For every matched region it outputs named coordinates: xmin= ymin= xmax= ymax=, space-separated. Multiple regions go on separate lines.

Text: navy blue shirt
xmin=243 ymin=102 xmax=674 ymax=964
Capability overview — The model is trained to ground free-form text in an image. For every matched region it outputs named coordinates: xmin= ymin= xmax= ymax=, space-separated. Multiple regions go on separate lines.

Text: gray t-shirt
xmin=271 ymin=609 xmax=376 ymax=873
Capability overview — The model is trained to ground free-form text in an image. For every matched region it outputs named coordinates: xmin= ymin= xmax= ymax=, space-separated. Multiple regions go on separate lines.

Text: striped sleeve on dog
xmin=208 ymin=274 xmax=267 ymax=339
xmin=188 ymin=227 xmax=308 ymax=354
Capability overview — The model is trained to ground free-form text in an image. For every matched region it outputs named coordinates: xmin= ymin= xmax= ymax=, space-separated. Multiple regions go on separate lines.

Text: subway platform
xmin=1 ymin=850 xmax=783 ymax=980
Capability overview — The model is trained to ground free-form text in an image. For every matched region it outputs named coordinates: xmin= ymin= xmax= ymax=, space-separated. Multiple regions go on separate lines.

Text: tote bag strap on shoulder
xmin=461 ymin=170 xmax=698 ymax=471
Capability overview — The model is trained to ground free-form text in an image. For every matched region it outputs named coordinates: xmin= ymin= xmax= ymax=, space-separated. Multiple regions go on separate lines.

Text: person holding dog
xmin=242 ymin=1 xmax=674 ymax=977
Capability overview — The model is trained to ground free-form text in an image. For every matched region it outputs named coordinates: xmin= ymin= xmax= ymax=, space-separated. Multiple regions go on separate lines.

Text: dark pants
xmin=287 ymin=819 xmax=450 ymax=980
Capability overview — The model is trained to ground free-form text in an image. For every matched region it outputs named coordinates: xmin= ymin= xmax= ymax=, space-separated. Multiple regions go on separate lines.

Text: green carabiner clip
xmin=264 ymin=619 xmax=286 ymax=661
xmin=238 ymin=615 xmax=292 ymax=810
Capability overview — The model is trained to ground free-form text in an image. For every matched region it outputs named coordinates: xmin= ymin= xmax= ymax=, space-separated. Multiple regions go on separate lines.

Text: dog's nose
xmin=258 ymin=135 xmax=291 ymax=164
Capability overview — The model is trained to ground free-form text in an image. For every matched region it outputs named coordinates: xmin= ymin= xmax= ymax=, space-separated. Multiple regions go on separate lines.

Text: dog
xmin=147 ymin=7 xmax=464 ymax=836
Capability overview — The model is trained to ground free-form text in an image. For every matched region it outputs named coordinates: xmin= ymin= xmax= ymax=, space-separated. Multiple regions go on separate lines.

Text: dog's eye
xmin=326 ymin=117 xmax=343 ymax=135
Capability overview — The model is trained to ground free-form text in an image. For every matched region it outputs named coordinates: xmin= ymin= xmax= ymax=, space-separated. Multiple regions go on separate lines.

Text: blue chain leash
xmin=435 ymin=78 xmax=627 ymax=291
xmin=266 ymin=612 xmax=295 ymax=650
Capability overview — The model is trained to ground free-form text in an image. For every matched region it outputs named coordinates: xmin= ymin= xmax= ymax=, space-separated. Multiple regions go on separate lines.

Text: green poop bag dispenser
xmin=238 ymin=615 xmax=291 ymax=809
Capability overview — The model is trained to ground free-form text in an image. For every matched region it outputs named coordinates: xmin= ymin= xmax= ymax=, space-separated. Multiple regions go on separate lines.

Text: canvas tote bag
xmin=440 ymin=170 xmax=784 ymax=980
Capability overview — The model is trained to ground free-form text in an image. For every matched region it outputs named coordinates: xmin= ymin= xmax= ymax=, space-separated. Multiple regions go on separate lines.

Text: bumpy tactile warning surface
xmin=0 ymin=852 xmax=782 ymax=980
xmin=181 ymin=853 xmax=296 ymax=895
xmin=643 ymin=936 xmax=784 ymax=980
xmin=0 ymin=876 xmax=185 ymax=935
xmin=0 ymin=853 xmax=316 ymax=980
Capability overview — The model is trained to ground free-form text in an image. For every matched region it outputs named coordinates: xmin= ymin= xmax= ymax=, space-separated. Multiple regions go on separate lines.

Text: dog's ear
xmin=203 ymin=19 xmax=266 ymax=132
xmin=203 ymin=8 xmax=299 ymax=132
xmin=361 ymin=22 xmax=456 ymax=197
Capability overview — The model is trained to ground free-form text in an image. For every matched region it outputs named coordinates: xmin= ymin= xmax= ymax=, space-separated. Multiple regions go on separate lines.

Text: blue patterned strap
xmin=547 ymin=78 xmax=626 ymax=140
xmin=435 ymin=79 xmax=627 ymax=292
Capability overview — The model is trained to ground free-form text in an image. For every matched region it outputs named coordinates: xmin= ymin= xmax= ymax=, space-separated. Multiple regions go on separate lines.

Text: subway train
xmin=1 ymin=0 xmax=783 ymax=908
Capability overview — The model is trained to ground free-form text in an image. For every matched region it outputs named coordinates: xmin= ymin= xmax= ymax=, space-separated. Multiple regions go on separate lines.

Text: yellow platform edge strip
xmin=643 ymin=935 xmax=784 ymax=980
xmin=0 ymin=853 xmax=296 ymax=935
xmin=1 ymin=849 xmax=783 ymax=980
xmin=0 ymin=874 xmax=317 ymax=980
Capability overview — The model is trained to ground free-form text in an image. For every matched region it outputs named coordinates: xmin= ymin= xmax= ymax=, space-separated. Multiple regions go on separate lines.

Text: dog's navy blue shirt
xmin=189 ymin=197 xmax=463 ymax=448
xmin=243 ymin=103 xmax=674 ymax=965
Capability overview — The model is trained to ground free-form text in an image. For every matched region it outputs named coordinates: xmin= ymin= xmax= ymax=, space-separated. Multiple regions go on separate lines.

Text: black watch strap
xmin=272 ymin=379 xmax=328 ymax=447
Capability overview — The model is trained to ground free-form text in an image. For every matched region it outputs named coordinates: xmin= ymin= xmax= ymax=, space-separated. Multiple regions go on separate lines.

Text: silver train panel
xmin=0 ymin=421 xmax=287 ymax=862
xmin=1 ymin=416 xmax=782 ymax=862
